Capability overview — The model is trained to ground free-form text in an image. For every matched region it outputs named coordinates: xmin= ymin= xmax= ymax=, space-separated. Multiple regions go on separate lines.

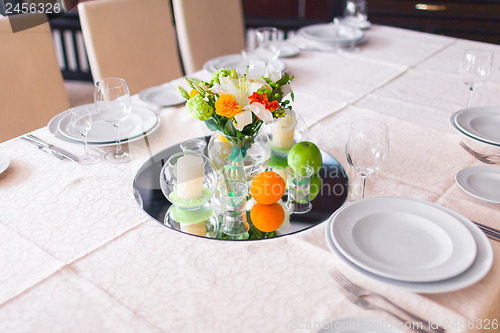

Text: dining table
xmin=0 ymin=24 xmax=499 ymax=333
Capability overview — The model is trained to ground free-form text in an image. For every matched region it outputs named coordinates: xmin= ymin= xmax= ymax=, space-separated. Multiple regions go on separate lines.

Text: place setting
xmin=203 ymin=27 xmax=291 ymax=76
xmin=40 ymin=78 xmax=160 ymax=164
xmin=289 ymin=0 xmax=370 ymax=53
xmin=448 ymin=48 xmax=500 ymax=203
xmin=319 ymin=118 xmax=495 ymax=294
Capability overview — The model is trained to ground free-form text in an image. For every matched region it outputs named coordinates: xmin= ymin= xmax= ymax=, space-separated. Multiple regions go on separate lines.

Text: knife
xmin=25 ymin=134 xmax=79 ymax=162
xmin=473 ymin=221 xmax=500 ymax=242
xmin=19 ymin=137 xmax=65 ymax=160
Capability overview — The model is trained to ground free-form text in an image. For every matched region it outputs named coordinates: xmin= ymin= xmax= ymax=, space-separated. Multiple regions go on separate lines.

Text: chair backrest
xmin=0 ymin=15 xmax=70 ymax=143
xmin=172 ymin=0 xmax=246 ymax=74
xmin=78 ymin=0 xmax=183 ymax=94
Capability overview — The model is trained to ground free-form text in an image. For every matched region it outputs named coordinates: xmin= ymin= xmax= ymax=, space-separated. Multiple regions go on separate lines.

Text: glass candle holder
xmin=165 ymin=203 xmax=218 ymax=238
xmin=220 ymin=182 xmax=249 ymax=236
xmin=180 ymin=138 xmax=207 ymax=154
xmin=286 ymin=165 xmax=314 ymax=214
xmin=159 ymin=151 xmax=218 ymax=210
xmin=269 ymin=110 xmax=308 ymax=156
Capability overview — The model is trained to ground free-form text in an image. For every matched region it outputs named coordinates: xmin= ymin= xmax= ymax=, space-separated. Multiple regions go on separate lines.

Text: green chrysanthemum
xmin=211 ymin=68 xmax=231 ymax=84
xmin=186 ymin=95 xmax=214 ymax=121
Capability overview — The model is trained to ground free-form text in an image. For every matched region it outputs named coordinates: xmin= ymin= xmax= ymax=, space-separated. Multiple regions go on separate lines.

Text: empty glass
xmin=254 ymin=27 xmax=281 ymax=63
xmin=344 ymin=0 xmax=368 ymax=27
xmin=94 ymin=78 xmax=132 ymax=162
xmin=459 ymin=49 xmax=493 ymax=107
xmin=221 ymin=182 xmax=249 ymax=236
xmin=70 ymin=105 xmax=100 ymax=165
xmin=286 ymin=165 xmax=314 ymax=214
xmin=345 ymin=120 xmax=389 ymax=199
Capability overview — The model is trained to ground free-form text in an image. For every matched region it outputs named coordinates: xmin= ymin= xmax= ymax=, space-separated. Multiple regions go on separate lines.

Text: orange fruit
xmin=250 ymin=202 xmax=285 ymax=232
xmin=250 ymin=171 xmax=286 ymax=205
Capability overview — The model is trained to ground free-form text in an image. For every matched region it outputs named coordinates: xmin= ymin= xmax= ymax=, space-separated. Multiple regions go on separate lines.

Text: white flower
xmin=210 ymin=73 xmax=274 ymax=130
xmin=280 ymin=83 xmax=293 ymax=97
xmin=264 ymin=70 xmax=282 ymax=82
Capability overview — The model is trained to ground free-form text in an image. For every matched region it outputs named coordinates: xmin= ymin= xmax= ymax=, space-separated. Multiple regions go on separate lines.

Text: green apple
xmin=287 ymin=141 xmax=323 ymax=174
xmin=310 ymin=173 xmax=322 ymax=201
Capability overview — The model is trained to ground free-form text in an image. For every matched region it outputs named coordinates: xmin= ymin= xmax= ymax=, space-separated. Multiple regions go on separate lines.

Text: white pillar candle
xmin=176 ymin=155 xmax=204 ymax=200
xmin=272 ymin=111 xmax=297 ymax=150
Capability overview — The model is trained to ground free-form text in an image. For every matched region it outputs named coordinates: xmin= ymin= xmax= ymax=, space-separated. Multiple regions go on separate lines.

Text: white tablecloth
xmin=1 ymin=25 xmax=499 ymax=332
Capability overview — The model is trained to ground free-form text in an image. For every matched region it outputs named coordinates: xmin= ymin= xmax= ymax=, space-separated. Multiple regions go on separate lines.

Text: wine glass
xmin=344 ymin=0 xmax=368 ymax=27
xmin=459 ymin=49 xmax=493 ymax=107
xmin=94 ymin=78 xmax=132 ymax=162
xmin=253 ymin=27 xmax=281 ymax=64
xmin=70 ymin=105 xmax=100 ymax=165
xmin=345 ymin=119 xmax=389 ymax=199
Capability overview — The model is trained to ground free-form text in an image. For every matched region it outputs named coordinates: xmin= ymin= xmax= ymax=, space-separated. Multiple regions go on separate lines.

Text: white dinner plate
xmin=319 ymin=317 xmax=404 ymax=333
xmin=452 ymin=107 xmax=500 ymax=146
xmin=0 ymin=152 xmax=10 ymax=175
xmin=53 ymin=104 xmax=159 ymax=145
xmin=456 ymin=166 xmax=500 ymax=203
xmin=331 ymin=197 xmax=477 ymax=282
xmin=298 ymin=23 xmax=365 ymax=45
xmin=138 ymin=84 xmax=185 ymax=107
xmin=203 ymin=54 xmax=286 ymax=76
xmin=325 ymin=197 xmax=493 ymax=293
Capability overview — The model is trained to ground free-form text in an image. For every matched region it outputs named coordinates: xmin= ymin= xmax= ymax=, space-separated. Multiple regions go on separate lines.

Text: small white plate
xmin=319 ymin=317 xmax=404 ymax=333
xmin=138 ymin=85 xmax=185 ymax=107
xmin=456 ymin=166 xmax=500 ymax=203
xmin=0 ymin=152 xmax=10 ymax=175
xmin=203 ymin=54 xmax=286 ymax=76
xmin=331 ymin=197 xmax=477 ymax=282
xmin=298 ymin=23 xmax=365 ymax=45
xmin=452 ymin=107 xmax=500 ymax=146
xmin=325 ymin=197 xmax=493 ymax=293
xmin=57 ymin=104 xmax=159 ymax=145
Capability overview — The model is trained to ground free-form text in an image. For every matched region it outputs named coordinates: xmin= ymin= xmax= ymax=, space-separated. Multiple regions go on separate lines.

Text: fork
xmin=330 ymin=269 xmax=444 ymax=333
xmin=460 ymin=142 xmax=500 ymax=164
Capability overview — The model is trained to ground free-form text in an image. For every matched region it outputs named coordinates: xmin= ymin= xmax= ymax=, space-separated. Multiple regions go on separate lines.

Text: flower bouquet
xmin=179 ymin=68 xmax=294 ymax=149
xmin=179 ymin=69 xmax=295 ymax=183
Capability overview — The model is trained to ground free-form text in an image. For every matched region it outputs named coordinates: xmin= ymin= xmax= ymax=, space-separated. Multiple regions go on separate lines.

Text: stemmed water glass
xmin=344 ymin=0 xmax=368 ymax=27
xmin=459 ymin=49 xmax=493 ymax=107
xmin=70 ymin=105 xmax=100 ymax=165
xmin=345 ymin=119 xmax=389 ymax=199
xmin=94 ymin=78 xmax=132 ymax=162
xmin=254 ymin=27 xmax=281 ymax=63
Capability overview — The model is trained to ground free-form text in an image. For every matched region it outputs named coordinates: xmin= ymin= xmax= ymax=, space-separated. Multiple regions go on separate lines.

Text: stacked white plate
xmin=203 ymin=53 xmax=286 ymax=76
xmin=325 ymin=196 xmax=493 ymax=293
xmin=297 ymin=22 xmax=367 ymax=46
xmin=48 ymin=104 xmax=159 ymax=146
xmin=138 ymin=84 xmax=185 ymax=108
xmin=450 ymin=107 xmax=500 ymax=147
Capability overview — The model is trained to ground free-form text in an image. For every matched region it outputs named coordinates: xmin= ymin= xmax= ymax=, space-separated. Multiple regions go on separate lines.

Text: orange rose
xmin=215 ymin=94 xmax=242 ymax=118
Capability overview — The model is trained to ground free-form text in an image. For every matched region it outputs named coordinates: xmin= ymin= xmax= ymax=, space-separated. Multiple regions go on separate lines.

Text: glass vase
xmin=207 ymin=130 xmax=271 ymax=183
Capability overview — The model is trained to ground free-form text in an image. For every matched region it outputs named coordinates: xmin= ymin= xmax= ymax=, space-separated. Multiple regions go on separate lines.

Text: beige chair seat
xmin=78 ymin=0 xmax=183 ymax=94
xmin=0 ymin=15 xmax=70 ymax=143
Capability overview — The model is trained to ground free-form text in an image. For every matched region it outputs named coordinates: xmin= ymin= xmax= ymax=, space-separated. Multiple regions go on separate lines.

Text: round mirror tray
xmin=133 ymin=136 xmax=349 ymax=241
